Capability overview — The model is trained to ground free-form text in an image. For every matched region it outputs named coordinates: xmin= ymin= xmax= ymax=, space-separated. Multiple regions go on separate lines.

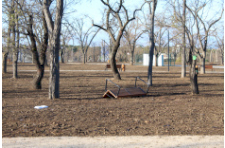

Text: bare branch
xmin=42 ymin=0 xmax=54 ymax=33
xmin=92 ymin=24 xmax=107 ymax=32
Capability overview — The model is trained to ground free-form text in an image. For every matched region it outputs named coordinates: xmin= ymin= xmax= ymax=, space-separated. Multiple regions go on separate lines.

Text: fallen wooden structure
xmin=197 ymin=64 xmax=214 ymax=72
xmin=205 ymin=64 xmax=213 ymax=70
xmin=105 ymin=64 xmax=125 ymax=72
xmin=103 ymin=77 xmax=149 ymax=98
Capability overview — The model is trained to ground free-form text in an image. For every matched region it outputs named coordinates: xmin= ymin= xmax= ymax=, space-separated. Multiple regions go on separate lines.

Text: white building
xmin=143 ymin=54 xmax=164 ymax=66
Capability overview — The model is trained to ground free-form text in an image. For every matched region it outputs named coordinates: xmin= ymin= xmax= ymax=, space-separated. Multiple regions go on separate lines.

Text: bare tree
xmin=27 ymin=14 xmax=49 ymax=89
xmin=181 ymin=0 xmax=186 ymax=78
xmin=61 ymin=34 xmax=73 ymax=63
xmin=73 ymin=18 xmax=100 ymax=64
xmin=60 ymin=20 xmax=74 ymax=63
xmin=170 ymin=0 xmax=187 ymax=77
xmin=93 ymin=0 xmax=144 ymax=80
xmin=11 ymin=0 xmax=18 ymax=78
xmin=169 ymin=0 xmax=187 ymax=77
xmin=186 ymin=1 xmax=224 ymax=74
xmin=145 ymin=0 xmax=157 ymax=86
xmin=3 ymin=0 xmax=22 ymax=78
xmin=124 ymin=19 xmax=146 ymax=65
xmin=15 ymin=0 xmax=49 ymax=89
xmin=185 ymin=11 xmax=199 ymax=94
xmin=101 ymin=40 xmax=107 ymax=62
xmin=214 ymin=31 xmax=224 ymax=65
xmin=42 ymin=0 xmax=64 ymax=99
xmin=154 ymin=16 xmax=168 ymax=66
xmin=61 ymin=37 xmax=66 ymax=63
xmin=2 ymin=0 xmax=14 ymax=73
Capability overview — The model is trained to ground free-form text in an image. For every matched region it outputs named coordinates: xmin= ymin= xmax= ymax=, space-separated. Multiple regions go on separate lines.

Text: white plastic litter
xmin=34 ymin=105 xmax=48 ymax=109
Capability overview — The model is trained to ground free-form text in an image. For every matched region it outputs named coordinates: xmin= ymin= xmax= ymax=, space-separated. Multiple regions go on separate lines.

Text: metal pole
xmin=168 ymin=30 xmax=169 ymax=71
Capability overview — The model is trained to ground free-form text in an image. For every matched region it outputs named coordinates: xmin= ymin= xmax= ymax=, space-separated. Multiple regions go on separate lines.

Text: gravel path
xmin=3 ymin=136 xmax=224 ymax=148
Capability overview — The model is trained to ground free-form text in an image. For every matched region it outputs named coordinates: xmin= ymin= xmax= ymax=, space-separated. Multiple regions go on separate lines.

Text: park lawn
xmin=2 ymin=63 xmax=224 ymax=137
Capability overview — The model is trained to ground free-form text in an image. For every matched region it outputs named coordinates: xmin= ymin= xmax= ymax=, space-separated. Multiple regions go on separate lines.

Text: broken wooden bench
xmin=103 ymin=77 xmax=149 ymax=98
xmin=105 ymin=64 xmax=125 ymax=71
xmin=205 ymin=64 xmax=213 ymax=70
xmin=198 ymin=64 xmax=214 ymax=71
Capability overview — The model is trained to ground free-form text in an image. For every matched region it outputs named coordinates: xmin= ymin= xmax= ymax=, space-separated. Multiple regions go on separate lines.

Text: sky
xmin=1 ymin=0 xmax=224 ymax=49
xmin=63 ymin=0 xmax=224 ymax=49
xmin=63 ymin=0 xmax=151 ymax=46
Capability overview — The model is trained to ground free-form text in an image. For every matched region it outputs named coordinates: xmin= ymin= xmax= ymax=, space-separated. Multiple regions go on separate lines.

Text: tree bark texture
xmin=2 ymin=52 xmax=8 ymax=73
xmin=83 ymin=53 xmax=86 ymax=64
xmin=154 ymin=50 xmax=158 ymax=67
xmin=43 ymin=0 xmax=63 ymax=99
xmin=200 ymin=51 xmax=206 ymax=74
xmin=130 ymin=49 xmax=134 ymax=65
xmin=222 ymin=55 xmax=224 ymax=65
xmin=147 ymin=1 xmax=157 ymax=86
xmin=181 ymin=0 xmax=186 ymax=78
xmin=49 ymin=43 xmax=60 ymax=99
xmin=61 ymin=39 xmax=65 ymax=63
xmin=12 ymin=2 xmax=18 ymax=79
xmin=3 ymin=11 xmax=12 ymax=74
xmin=189 ymin=60 xmax=199 ymax=94
xmin=28 ymin=15 xmax=48 ymax=89
xmin=86 ymin=53 xmax=88 ymax=63
xmin=148 ymin=40 xmax=154 ymax=86
xmin=93 ymin=1 xmax=143 ymax=80
xmin=111 ymin=43 xmax=121 ymax=80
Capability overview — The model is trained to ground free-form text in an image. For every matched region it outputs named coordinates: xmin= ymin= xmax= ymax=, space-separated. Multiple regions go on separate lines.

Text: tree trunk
xmin=190 ymin=60 xmax=199 ymax=94
xmin=147 ymin=1 xmax=157 ymax=86
xmin=154 ymin=53 xmax=158 ymax=67
xmin=200 ymin=58 xmax=205 ymax=74
xmin=34 ymin=51 xmax=46 ymax=89
xmin=33 ymin=14 xmax=48 ymax=89
xmin=61 ymin=51 xmax=64 ymax=63
xmin=3 ymin=0 xmax=14 ymax=74
xmin=3 ymin=16 xmax=12 ymax=73
xmin=156 ymin=54 xmax=159 ymax=66
xmin=12 ymin=8 xmax=18 ymax=79
xmin=71 ymin=48 xmax=74 ymax=62
xmin=103 ymin=42 xmax=106 ymax=62
xmin=83 ymin=53 xmax=86 ymax=64
xmin=49 ymin=28 xmax=61 ymax=99
xmin=13 ymin=53 xmax=18 ymax=79
xmin=111 ymin=44 xmax=121 ymax=80
xmin=61 ymin=39 xmax=65 ymax=63
xmin=148 ymin=41 xmax=154 ymax=86
xmin=181 ymin=49 xmax=186 ymax=77
xmin=130 ymin=50 xmax=134 ymax=65
xmin=222 ymin=54 xmax=224 ymax=65
xmin=32 ymin=50 xmax=44 ymax=89
xmin=45 ymin=56 xmax=48 ymax=66
xmin=200 ymin=50 xmax=206 ymax=74
xmin=43 ymin=0 xmax=63 ymax=99
xmin=2 ymin=52 xmax=8 ymax=74
xmin=86 ymin=53 xmax=88 ymax=63
xmin=181 ymin=0 xmax=186 ymax=78
xmin=49 ymin=43 xmax=60 ymax=99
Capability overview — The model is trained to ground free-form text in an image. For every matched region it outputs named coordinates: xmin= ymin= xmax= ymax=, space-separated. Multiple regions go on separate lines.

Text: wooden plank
xmin=105 ymin=64 xmax=122 ymax=71
xmin=205 ymin=65 xmax=213 ymax=71
xmin=205 ymin=65 xmax=213 ymax=69
xmin=103 ymin=87 xmax=146 ymax=98
xmin=103 ymin=90 xmax=117 ymax=98
xmin=110 ymin=89 xmax=130 ymax=97
xmin=125 ymin=87 xmax=145 ymax=93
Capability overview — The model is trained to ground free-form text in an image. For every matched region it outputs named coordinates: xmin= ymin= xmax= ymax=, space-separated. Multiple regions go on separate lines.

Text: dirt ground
xmin=2 ymin=63 xmax=224 ymax=137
